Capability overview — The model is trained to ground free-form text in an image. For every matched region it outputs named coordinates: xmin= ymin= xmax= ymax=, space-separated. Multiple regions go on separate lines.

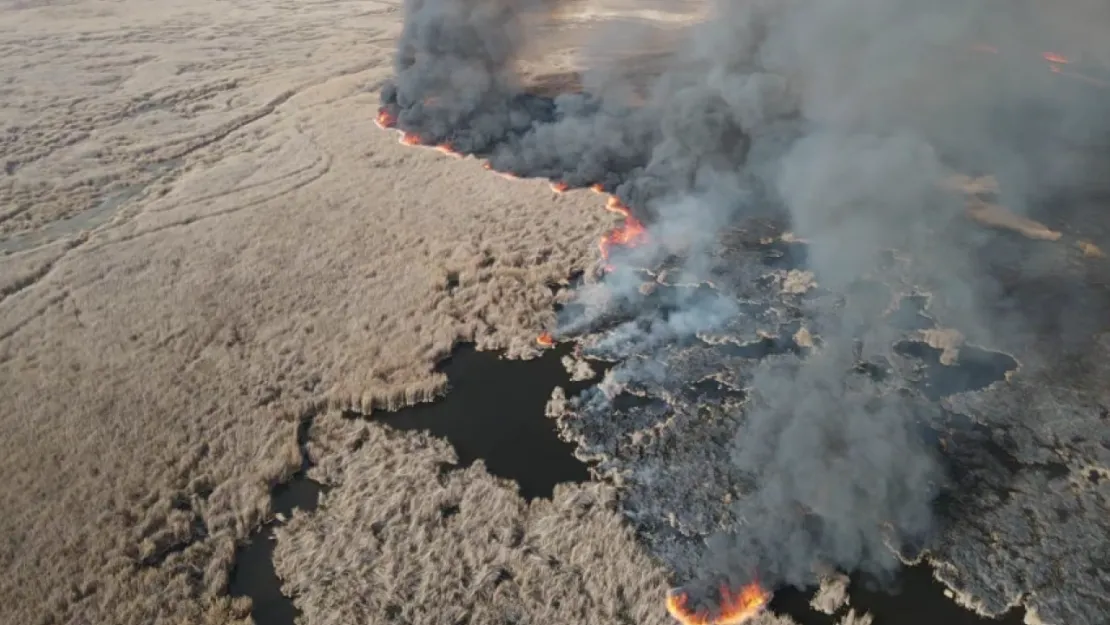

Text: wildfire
xmin=666 ymin=583 xmax=771 ymax=625
xmin=605 ymin=196 xmax=628 ymax=214
xmin=482 ymin=162 xmax=521 ymax=181
xmin=536 ymin=332 xmax=556 ymax=347
xmin=598 ymin=195 xmax=648 ymax=271
xmin=1043 ymin=51 xmax=1071 ymax=76
xmin=374 ymin=106 xmax=652 ymax=274
xmin=435 ymin=144 xmax=462 ymax=158
xmin=970 ymin=43 xmax=1069 ymax=65
xmin=375 ymin=108 xmax=397 ymax=130
xmin=965 ymin=44 xmax=1106 ymax=88
xmin=375 ymin=107 xmax=465 ymax=156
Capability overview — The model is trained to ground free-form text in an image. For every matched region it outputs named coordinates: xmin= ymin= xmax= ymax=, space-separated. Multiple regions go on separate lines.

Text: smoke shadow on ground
xmin=229 ymin=417 xmax=325 ymax=625
xmin=348 ymin=342 xmax=609 ymax=501
xmin=770 ymin=563 xmax=1026 ymax=625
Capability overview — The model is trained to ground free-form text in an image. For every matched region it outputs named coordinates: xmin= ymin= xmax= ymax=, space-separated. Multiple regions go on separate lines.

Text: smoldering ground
xmin=383 ymin=0 xmax=1110 ymax=621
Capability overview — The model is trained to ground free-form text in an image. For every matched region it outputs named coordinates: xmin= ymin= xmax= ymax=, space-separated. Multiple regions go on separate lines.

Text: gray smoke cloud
xmin=704 ymin=345 xmax=942 ymax=588
xmin=382 ymin=0 xmax=1110 ymax=597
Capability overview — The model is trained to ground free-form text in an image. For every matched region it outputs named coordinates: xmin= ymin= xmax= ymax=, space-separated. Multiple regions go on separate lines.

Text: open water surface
xmin=230 ymin=342 xmax=1023 ymax=625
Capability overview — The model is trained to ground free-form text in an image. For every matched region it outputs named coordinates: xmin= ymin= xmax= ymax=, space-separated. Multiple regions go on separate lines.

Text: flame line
xmin=375 ymin=106 xmax=654 ymax=343
xmin=966 ymin=45 xmax=1106 ymax=88
xmin=376 ymin=107 xmax=651 ymax=271
xmin=666 ymin=582 xmax=771 ymax=625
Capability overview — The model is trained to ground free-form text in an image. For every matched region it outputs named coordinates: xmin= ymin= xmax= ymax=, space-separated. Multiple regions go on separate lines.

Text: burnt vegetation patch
xmin=709 ymin=333 xmax=804 ymax=360
xmin=374 ymin=0 xmax=1110 ymax=623
xmin=769 ymin=563 xmax=1027 ymax=625
xmin=683 ymin=377 xmax=749 ymax=405
xmin=759 ymin=239 xmax=811 ymax=271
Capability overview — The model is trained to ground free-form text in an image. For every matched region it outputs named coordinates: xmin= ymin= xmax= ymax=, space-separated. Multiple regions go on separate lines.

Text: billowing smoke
xmin=703 ymin=347 xmax=943 ymax=589
xmin=382 ymin=0 xmax=564 ymax=154
xmin=382 ymin=0 xmax=1109 ymax=599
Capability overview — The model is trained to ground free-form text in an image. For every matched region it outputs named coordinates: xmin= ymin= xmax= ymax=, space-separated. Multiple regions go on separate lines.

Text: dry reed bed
xmin=0 ymin=0 xmax=635 ymax=622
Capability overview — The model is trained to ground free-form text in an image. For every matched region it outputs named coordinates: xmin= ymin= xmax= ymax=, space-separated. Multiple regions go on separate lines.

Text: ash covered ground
xmin=548 ymin=212 xmax=1110 ymax=624
xmin=382 ymin=0 xmax=1110 ymax=622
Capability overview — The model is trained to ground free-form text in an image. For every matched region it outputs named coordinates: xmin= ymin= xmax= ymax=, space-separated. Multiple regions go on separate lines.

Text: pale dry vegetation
xmin=275 ymin=415 xmax=815 ymax=625
xmin=273 ymin=414 xmax=678 ymax=625
xmin=810 ymin=573 xmax=851 ymax=615
xmin=0 ymin=0 xmax=641 ymax=623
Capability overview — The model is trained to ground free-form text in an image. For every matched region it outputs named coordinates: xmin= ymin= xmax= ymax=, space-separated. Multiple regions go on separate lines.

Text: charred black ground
xmin=380 ymin=0 xmax=1110 ymax=622
xmin=770 ymin=564 xmax=1026 ymax=625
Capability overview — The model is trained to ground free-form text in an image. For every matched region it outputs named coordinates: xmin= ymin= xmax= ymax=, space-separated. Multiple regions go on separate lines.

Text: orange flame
xmin=966 ymin=45 xmax=1105 ymax=87
xmin=605 ymin=196 xmax=630 ymax=215
xmin=482 ymin=162 xmax=520 ymax=181
xmin=375 ymin=109 xmax=397 ymax=130
xmin=600 ymin=216 xmax=647 ymax=252
xmin=435 ymin=144 xmax=462 ymax=158
xmin=666 ymin=583 xmax=771 ymax=625
xmin=598 ymin=195 xmax=647 ymax=271
xmin=551 ymin=181 xmax=570 ymax=193
xmin=536 ymin=332 xmax=556 ymax=347
xmin=375 ymin=107 xmax=464 ymax=156
xmin=591 ymin=183 xmax=607 ymax=194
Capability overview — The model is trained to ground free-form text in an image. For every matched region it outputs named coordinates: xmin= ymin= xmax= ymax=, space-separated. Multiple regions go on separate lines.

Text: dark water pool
xmin=229 ymin=341 xmax=1021 ymax=625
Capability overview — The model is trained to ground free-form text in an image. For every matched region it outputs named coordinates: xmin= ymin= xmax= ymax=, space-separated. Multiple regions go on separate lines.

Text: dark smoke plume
xmin=382 ymin=0 xmax=1110 ymax=599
